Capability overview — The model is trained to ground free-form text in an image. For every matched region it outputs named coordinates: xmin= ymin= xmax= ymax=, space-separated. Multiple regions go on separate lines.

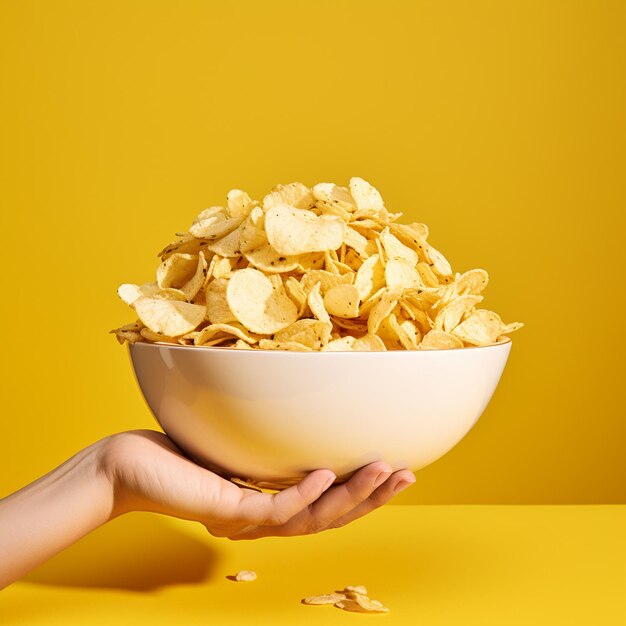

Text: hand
xmin=104 ymin=430 xmax=416 ymax=540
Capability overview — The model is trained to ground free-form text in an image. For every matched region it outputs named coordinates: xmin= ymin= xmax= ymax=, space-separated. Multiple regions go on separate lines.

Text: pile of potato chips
xmin=112 ymin=178 xmax=522 ymax=351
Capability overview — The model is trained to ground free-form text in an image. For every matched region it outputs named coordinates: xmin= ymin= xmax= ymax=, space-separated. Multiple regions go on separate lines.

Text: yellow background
xmin=1 ymin=0 xmax=624 ymax=504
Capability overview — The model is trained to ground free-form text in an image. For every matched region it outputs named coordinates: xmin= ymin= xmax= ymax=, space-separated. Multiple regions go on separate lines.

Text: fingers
xmin=231 ymin=461 xmax=395 ymax=539
xmin=321 ymin=469 xmax=415 ymax=531
xmin=234 ymin=469 xmax=336 ymax=528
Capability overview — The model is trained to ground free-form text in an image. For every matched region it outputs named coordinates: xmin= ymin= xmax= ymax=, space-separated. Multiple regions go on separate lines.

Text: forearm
xmin=0 ymin=438 xmax=116 ymax=589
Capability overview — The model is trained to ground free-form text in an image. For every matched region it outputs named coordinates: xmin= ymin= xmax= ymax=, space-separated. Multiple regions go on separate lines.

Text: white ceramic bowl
xmin=128 ymin=341 xmax=512 ymax=488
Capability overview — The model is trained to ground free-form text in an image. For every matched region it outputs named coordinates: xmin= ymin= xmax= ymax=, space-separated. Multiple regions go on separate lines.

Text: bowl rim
xmin=127 ymin=337 xmax=512 ymax=354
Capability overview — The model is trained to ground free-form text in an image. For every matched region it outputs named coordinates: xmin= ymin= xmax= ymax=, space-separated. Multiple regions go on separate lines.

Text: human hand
xmin=104 ymin=430 xmax=416 ymax=540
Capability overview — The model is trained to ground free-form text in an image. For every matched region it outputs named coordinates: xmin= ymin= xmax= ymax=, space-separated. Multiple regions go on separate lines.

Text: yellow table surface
xmin=2 ymin=506 xmax=625 ymax=625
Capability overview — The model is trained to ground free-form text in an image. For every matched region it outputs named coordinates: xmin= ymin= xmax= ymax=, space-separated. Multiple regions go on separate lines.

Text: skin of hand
xmin=0 ymin=429 xmax=416 ymax=588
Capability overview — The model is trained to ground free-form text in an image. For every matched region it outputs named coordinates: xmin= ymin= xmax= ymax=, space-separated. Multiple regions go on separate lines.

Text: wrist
xmin=98 ymin=432 xmax=137 ymax=518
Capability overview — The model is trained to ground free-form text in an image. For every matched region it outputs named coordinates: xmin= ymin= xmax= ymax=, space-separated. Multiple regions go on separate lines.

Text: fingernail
xmin=374 ymin=470 xmax=392 ymax=487
xmin=394 ymin=479 xmax=415 ymax=493
xmin=323 ymin=474 xmax=336 ymax=490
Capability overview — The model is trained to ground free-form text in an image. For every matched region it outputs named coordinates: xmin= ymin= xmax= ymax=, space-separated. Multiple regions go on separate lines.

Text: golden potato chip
xmin=300 ymin=269 xmax=353 ymax=295
xmin=416 ymin=262 xmax=439 ymax=288
xmin=263 ymin=182 xmax=315 ymax=211
xmin=389 ymin=221 xmax=429 ymax=247
xmin=233 ymin=339 xmax=253 ymax=350
xmin=239 ymin=207 xmax=268 ymax=253
xmin=343 ymin=585 xmax=368 ymax=595
xmin=156 ymin=253 xmax=198 ymax=290
xmin=134 ymin=297 xmax=205 ymax=337
xmin=190 ymin=214 xmax=243 ymax=240
xmin=385 ymin=257 xmax=423 ymax=290
xmin=274 ymin=318 xmax=332 ymax=349
xmin=313 ymin=182 xmax=356 ymax=213
xmin=302 ymin=593 xmax=347 ymax=606
xmin=139 ymin=328 xmax=178 ymax=344
xmin=157 ymin=234 xmax=205 ymax=260
xmin=335 ymin=598 xmax=389 ymax=613
xmin=117 ymin=282 xmax=185 ymax=306
xmin=226 ymin=189 xmax=254 ymax=218
xmin=265 ymin=204 xmax=344 ymax=256
xmin=420 ymin=329 xmax=464 ymax=350
xmin=349 ymin=177 xmax=385 ymax=218
xmin=380 ymin=228 xmax=418 ymax=266
xmin=388 ymin=314 xmax=420 ymax=350
xmin=205 ymin=277 xmax=237 ymax=324
xmin=358 ymin=286 xmax=385 ymax=318
xmin=227 ymin=268 xmax=298 ymax=334
xmin=367 ymin=288 xmax=401 ymax=334
xmin=322 ymin=336 xmax=356 ymax=351
xmin=434 ymin=294 xmax=483 ymax=333
xmin=353 ymin=334 xmax=386 ymax=351
xmin=451 ymin=309 xmax=503 ymax=345
xmin=502 ymin=321 xmax=524 ymax=334
xmin=110 ymin=322 xmax=144 ymax=345
xmin=194 ymin=322 xmax=260 ymax=346
xmin=178 ymin=251 xmax=208 ymax=301
xmin=258 ymin=339 xmax=312 ymax=351
xmin=307 ymin=282 xmax=331 ymax=324
xmin=284 ymin=276 xmax=307 ymax=313
xmin=343 ymin=226 xmax=372 ymax=258
xmin=323 ymin=284 xmax=360 ymax=318
xmin=354 ymin=254 xmax=385 ymax=300
xmin=456 ymin=268 xmax=489 ymax=295
xmin=205 ymin=225 xmax=242 ymax=257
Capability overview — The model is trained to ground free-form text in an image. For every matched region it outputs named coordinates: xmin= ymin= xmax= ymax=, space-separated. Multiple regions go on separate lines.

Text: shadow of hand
xmin=22 ymin=513 xmax=220 ymax=592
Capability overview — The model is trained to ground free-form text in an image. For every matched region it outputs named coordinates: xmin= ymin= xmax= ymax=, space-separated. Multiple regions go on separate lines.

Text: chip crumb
xmin=234 ymin=570 xmax=257 ymax=582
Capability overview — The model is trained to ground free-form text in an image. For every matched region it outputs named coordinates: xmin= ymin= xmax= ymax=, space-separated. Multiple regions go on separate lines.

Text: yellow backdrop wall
xmin=1 ymin=0 xmax=624 ymax=504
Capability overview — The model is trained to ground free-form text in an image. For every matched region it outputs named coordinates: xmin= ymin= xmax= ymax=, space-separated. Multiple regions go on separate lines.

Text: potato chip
xmin=312 ymin=182 xmax=356 ymax=213
xmin=274 ymin=318 xmax=332 ymax=349
xmin=302 ymin=593 xmax=347 ymax=606
xmin=323 ymin=284 xmax=360 ymax=318
xmin=194 ymin=322 xmax=260 ymax=346
xmin=352 ymin=334 xmax=386 ymax=351
xmin=354 ymin=254 xmax=385 ymax=300
xmin=156 ymin=253 xmax=198 ymax=290
xmin=234 ymin=570 xmax=257 ymax=582
xmin=226 ymin=189 xmax=254 ymax=218
xmin=134 ymin=297 xmax=205 ymax=337
xmin=420 ymin=329 xmax=464 ymax=350
xmin=263 ymin=182 xmax=315 ymax=211
xmin=157 ymin=234 xmax=206 ymax=260
xmin=258 ymin=339 xmax=312 ymax=351
xmin=205 ymin=278 xmax=237 ymax=324
xmin=265 ymin=204 xmax=344 ymax=256
xmin=452 ymin=309 xmax=503 ymax=345
xmin=379 ymin=228 xmax=418 ymax=267
xmin=385 ymin=257 xmax=423 ymax=290
xmin=434 ymin=294 xmax=483 ymax=333
xmin=367 ymin=288 xmax=401 ymax=334
xmin=284 ymin=276 xmax=307 ymax=313
xmin=117 ymin=282 xmax=185 ymax=306
xmin=190 ymin=214 xmax=243 ymax=240
xmin=416 ymin=262 xmax=439 ymax=288
xmin=349 ymin=177 xmax=385 ymax=218
xmin=139 ymin=327 xmax=178 ymax=344
xmin=322 ymin=336 xmax=356 ymax=351
xmin=456 ymin=268 xmax=489 ymax=295
xmin=205 ymin=225 xmax=243 ymax=257
xmin=307 ymin=282 xmax=331 ymax=324
xmin=227 ymin=268 xmax=298 ymax=334
xmin=388 ymin=314 xmax=420 ymax=350
xmin=300 ymin=269 xmax=353 ymax=296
